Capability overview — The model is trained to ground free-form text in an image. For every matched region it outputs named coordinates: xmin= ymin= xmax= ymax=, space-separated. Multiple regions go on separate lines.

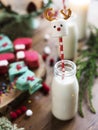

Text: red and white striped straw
xmin=62 ymin=0 xmax=66 ymax=10
xmin=59 ymin=37 xmax=65 ymax=76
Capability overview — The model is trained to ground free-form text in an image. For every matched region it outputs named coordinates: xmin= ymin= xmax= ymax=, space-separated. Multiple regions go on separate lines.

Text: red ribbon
xmin=0 ymin=36 xmax=3 ymax=40
xmin=2 ymin=43 xmax=8 ymax=47
xmin=27 ymin=76 xmax=34 ymax=81
xmin=16 ymin=64 xmax=22 ymax=70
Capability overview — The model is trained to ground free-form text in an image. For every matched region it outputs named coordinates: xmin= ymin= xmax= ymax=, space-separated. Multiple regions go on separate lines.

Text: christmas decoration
xmin=0 ymin=0 xmax=52 ymax=39
xmin=76 ymin=25 xmax=98 ymax=117
xmin=26 ymin=109 xmax=33 ymax=117
xmin=0 ymin=117 xmax=24 ymax=130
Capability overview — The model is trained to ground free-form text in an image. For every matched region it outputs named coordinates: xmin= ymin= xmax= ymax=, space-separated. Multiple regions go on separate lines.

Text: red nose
xmin=57 ymin=27 xmax=61 ymax=31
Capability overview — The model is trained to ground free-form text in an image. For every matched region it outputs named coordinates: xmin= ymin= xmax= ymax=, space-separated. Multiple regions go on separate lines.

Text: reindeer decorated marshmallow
xmin=44 ymin=8 xmax=72 ymax=74
xmin=44 ymin=8 xmax=71 ymax=37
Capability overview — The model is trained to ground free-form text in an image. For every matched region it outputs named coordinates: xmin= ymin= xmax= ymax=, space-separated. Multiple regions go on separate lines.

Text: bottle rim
xmin=54 ymin=60 xmax=76 ymax=77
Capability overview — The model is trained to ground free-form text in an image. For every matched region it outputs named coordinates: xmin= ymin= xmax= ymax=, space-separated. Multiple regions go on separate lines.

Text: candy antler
xmin=44 ymin=8 xmax=56 ymax=21
xmin=60 ymin=9 xmax=72 ymax=20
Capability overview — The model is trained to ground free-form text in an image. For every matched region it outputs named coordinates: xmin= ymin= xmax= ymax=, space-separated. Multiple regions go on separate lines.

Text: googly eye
xmin=60 ymin=24 xmax=63 ymax=27
xmin=53 ymin=26 xmax=56 ymax=28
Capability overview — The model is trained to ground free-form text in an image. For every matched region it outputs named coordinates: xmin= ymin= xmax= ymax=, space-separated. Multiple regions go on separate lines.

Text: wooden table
xmin=3 ymin=1 xmax=98 ymax=130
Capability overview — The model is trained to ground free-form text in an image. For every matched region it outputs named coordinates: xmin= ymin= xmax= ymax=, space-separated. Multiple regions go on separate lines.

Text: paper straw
xmin=59 ymin=37 xmax=65 ymax=77
xmin=62 ymin=0 xmax=66 ymax=10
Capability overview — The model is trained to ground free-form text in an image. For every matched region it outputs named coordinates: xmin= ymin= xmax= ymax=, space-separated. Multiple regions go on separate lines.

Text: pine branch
xmin=76 ymin=26 xmax=98 ymax=117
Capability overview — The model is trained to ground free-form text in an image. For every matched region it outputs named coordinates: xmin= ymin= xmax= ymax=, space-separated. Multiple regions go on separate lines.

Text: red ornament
xmin=27 ymin=76 xmax=34 ymax=81
xmin=10 ymin=111 xmax=17 ymax=119
xmin=42 ymin=54 xmax=48 ymax=61
xmin=2 ymin=43 xmax=8 ymax=47
xmin=16 ymin=64 xmax=22 ymax=70
xmin=20 ymin=106 xmax=27 ymax=113
xmin=15 ymin=109 xmax=22 ymax=116
xmin=42 ymin=82 xmax=50 ymax=94
xmin=49 ymin=58 xmax=54 ymax=67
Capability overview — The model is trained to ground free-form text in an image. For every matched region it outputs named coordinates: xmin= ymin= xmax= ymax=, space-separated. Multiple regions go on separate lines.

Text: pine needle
xmin=76 ymin=26 xmax=98 ymax=117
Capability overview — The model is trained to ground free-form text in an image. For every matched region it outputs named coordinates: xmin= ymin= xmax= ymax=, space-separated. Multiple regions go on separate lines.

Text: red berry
xmin=20 ymin=106 xmax=27 ymax=113
xmin=49 ymin=58 xmax=54 ymax=67
xmin=42 ymin=54 xmax=47 ymax=61
xmin=10 ymin=111 xmax=17 ymax=119
xmin=15 ymin=109 xmax=22 ymax=116
xmin=42 ymin=82 xmax=50 ymax=94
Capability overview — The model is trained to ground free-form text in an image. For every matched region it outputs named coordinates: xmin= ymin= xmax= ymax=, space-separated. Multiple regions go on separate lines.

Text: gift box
xmin=25 ymin=51 xmax=39 ymax=69
xmin=0 ymin=53 xmax=15 ymax=63
xmin=16 ymin=50 xmax=39 ymax=69
xmin=0 ymin=34 xmax=14 ymax=53
xmin=16 ymin=70 xmax=42 ymax=94
xmin=13 ymin=38 xmax=32 ymax=50
xmin=9 ymin=61 xmax=28 ymax=82
xmin=0 ymin=60 xmax=9 ymax=74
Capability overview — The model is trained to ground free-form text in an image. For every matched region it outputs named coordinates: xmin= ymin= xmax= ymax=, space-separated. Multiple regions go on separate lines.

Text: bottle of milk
xmin=63 ymin=14 xmax=78 ymax=60
xmin=68 ymin=0 xmax=90 ymax=40
xmin=51 ymin=60 xmax=79 ymax=120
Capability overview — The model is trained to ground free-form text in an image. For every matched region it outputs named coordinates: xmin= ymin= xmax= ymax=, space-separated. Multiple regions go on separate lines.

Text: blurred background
xmin=0 ymin=0 xmax=98 ymax=40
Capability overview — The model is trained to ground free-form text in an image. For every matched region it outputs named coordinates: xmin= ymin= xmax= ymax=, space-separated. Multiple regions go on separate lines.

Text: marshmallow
xmin=44 ymin=46 xmax=51 ymax=55
xmin=26 ymin=109 xmax=33 ymax=117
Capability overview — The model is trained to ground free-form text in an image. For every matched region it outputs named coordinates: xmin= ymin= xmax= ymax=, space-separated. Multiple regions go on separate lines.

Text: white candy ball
xmin=44 ymin=46 xmax=51 ymax=55
xmin=44 ymin=34 xmax=50 ymax=41
xmin=26 ymin=109 xmax=33 ymax=117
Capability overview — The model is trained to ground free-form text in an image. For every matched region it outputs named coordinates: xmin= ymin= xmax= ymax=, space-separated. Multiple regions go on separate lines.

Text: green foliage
xmin=76 ymin=26 xmax=98 ymax=117
xmin=0 ymin=117 xmax=24 ymax=130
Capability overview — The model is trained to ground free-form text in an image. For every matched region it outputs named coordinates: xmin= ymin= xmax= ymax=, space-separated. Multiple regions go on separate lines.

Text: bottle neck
xmin=54 ymin=60 xmax=76 ymax=79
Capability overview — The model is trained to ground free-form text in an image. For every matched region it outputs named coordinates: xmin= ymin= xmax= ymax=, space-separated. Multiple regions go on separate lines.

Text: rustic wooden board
xmin=0 ymin=54 xmax=46 ymax=111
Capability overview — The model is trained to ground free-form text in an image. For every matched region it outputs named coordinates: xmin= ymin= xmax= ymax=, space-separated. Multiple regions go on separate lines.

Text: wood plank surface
xmin=0 ymin=1 xmax=98 ymax=130
xmin=14 ymin=5 xmax=98 ymax=129
xmin=0 ymin=54 xmax=46 ymax=110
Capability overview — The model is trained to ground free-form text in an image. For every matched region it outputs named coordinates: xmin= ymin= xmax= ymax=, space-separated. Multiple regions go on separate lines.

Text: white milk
xmin=51 ymin=60 xmax=79 ymax=120
xmin=63 ymin=16 xmax=78 ymax=59
xmin=68 ymin=0 xmax=90 ymax=40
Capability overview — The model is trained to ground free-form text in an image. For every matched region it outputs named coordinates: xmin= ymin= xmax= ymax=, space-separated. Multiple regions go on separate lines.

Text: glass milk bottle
xmin=51 ymin=60 xmax=79 ymax=120
xmin=63 ymin=14 xmax=78 ymax=60
xmin=68 ymin=0 xmax=90 ymax=40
